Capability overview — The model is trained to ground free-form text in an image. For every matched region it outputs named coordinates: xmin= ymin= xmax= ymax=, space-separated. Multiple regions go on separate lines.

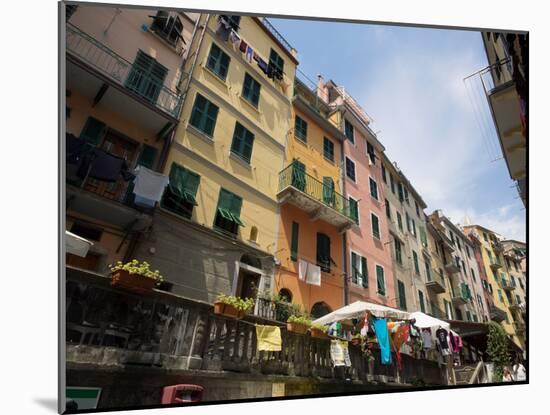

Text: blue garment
xmin=245 ymin=46 xmax=254 ymax=63
xmin=373 ymin=318 xmax=392 ymax=365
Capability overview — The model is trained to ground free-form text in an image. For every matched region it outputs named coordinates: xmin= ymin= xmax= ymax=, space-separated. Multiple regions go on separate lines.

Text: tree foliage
xmin=487 ymin=321 xmax=511 ymax=381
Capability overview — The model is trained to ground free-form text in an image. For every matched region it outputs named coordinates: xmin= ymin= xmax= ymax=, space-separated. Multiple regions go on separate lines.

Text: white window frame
xmin=375 ymin=263 xmax=385 ymax=296
xmin=351 ymin=250 xmax=367 ymax=286
xmin=370 ymin=211 xmax=381 ymax=240
xmin=368 ymin=175 xmax=379 ymax=201
xmin=345 ymin=156 xmax=356 ymax=183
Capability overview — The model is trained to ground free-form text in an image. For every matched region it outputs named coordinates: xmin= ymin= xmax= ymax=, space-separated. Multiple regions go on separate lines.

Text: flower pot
xmin=110 ymin=269 xmax=156 ymax=294
xmin=310 ymin=327 xmax=328 ymax=339
xmin=287 ymin=322 xmax=309 ymax=335
xmin=213 ymin=302 xmax=245 ymax=319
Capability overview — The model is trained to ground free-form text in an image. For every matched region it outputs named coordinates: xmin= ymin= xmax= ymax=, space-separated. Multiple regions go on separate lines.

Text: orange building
xmin=274 ymin=76 xmax=357 ymax=317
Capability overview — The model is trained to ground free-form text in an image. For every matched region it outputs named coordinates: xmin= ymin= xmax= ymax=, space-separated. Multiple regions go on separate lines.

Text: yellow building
xmin=463 ymin=225 xmax=525 ymax=349
xmin=134 ymin=14 xmax=299 ymax=303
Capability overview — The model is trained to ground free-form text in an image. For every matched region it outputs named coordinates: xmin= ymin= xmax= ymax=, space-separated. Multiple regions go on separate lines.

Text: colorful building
xmin=318 ymin=80 xmax=396 ymax=307
xmin=273 ymin=76 xmax=355 ymax=316
xmin=462 ymin=225 xmax=524 ymax=348
xmin=134 ymin=14 xmax=299 ymax=303
xmin=429 ymin=212 xmax=488 ymax=323
xmin=64 ymin=4 xmax=196 ymax=272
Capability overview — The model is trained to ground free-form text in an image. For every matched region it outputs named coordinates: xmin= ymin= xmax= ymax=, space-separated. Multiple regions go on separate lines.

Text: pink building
xmin=321 ymin=79 xmax=396 ymax=307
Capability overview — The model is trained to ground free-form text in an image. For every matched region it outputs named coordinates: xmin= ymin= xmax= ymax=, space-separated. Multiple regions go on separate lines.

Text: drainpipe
xmin=339 ymin=106 xmax=350 ymax=306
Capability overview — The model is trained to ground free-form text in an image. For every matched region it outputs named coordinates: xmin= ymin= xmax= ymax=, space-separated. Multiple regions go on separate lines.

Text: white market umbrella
xmin=312 ymin=300 xmax=410 ymax=326
xmin=66 ymin=230 xmax=93 ymax=258
xmin=409 ymin=311 xmax=450 ymax=330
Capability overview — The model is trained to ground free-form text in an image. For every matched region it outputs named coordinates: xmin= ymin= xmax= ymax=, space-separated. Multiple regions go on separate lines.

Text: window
xmin=366 ymin=141 xmax=376 ymax=164
xmin=80 ymin=117 xmax=106 ymax=145
xmin=136 ymin=145 xmax=157 ymax=169
xmin=411 ymin=219 xmax=417 ymax=238
xmin=345 ymin=157 xmax=356 ymax=182
xmin=242 ymin=73 xmax=261 ymax=107
xmin=403 ymin=187 xmax=410 ymax=204
xmin=294 ymin=115 xmax=308 ymax=142
xmin=397 ymin=212 xmax=403 ymax=232
xmin=461 ymin=260 xmax=466 ymax=274
xmin=385 ymin=199 xmax=391 ymax=219
xmin=161 ymin=163 xmax=200 ymax=219
xmin=323 ymin=137 xmax=334 ymax=162
xmin=290 ymin=222 xmax=299 ymax=262
xmin=351 ymin=252 xmax=368 ymax=287
xmin=456 ymin=237 xmax=462 ymax=251
xmin=214 ymin=188 xmax=244 ymax=236
xmin=415 ymin=201 xmax=420 ymax=217
xmin=466 ymin=311 xmax=472 ymax=322
xmin=419 ymin=226 xmax=427 ymax=247
xmin=397 ymin=182 xmax=404 ymax=203
xmin=70 ymin=223 xmax=103 ymax=241
xmin=513 ymin=261 xmax=519 ymax=272
xmin=206 ymin=43 xmax=230 ymax=80
xmin=394 ymin=238 xmax=403 ymax=265
xmin=369 ymin=177 xmax=379 ymax=200
xmin=344 ymin=119 xmax=354 ymax=143
xmin=376 ymin=265 xmax=386 ymax=295
xmin=220 ymin=15 xmax=241 ymax=31
xmin=316 ymin=233 xmax=331 ymax=272
xmin=418 ymin=290 xmax=426 ymax=313
xmin=398 ymin=280 xmax=407 ymax=309
xmin=489 ymin=283 xmax=493 ymax=294
xmin=425 ymin=261 xmax=432 ymax=281
xmin=381 ymin=163 xmax=387 ymax=183
xmin=371 ymin=213 xmax=381 ymax=240
xmin=279 ymin=288 xmax=292 ymax=303
xmin=519 ymin=279 xmax=524 ymax=289
xmin=466 ymin=245 xmax=471 ymax=259
xmin=269 ymin=49 xmax=285 ymax=77
xmin=126 ymin=50 xmax=168 ymax=104
xmin=412 ymin=250 xmax=420 ymax=275
xmin=497 ymin=289 xmax=504 ymax=303
xmin=349 ymin=197 xmax=359 ymax=224
xmin=150 ymin=11 xmax=184 ymax=45
xmin=470 ymin=268 xmax=476 ymax=281
xmin=405 ymin=212 xmax=411 ymax=232
xmin=189 ymin=94 xmax=219 ymax=137
xmin=515 ymin=294 xmax=521 ymax=304
xmin=390 ymin=175 xmax=396 ymax=194
xmin=483 ymin=232 xmax=488 ymax=242
xmin=444 ymin=300 xmax=452 ymax=319
xmin=230 ymin=122 xmax=255 ymax=163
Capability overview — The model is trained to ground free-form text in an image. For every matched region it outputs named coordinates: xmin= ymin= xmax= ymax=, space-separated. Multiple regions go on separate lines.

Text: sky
xmin=270 ymin=17 xmax=526 ymax=242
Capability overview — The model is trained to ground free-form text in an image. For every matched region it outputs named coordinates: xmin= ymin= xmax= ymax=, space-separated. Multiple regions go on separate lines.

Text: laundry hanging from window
xmin=132 ymin=165 xmax=170 ymax=204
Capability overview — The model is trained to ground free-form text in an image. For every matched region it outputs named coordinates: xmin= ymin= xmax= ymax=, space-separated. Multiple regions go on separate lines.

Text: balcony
xmin=451 ymin=284 xmax=470 ymax=306
xmin=489 ymin=305 xmax=507 ymax=322
xmin=508 ymin=302 xmax=522 ymax=312
xmin=426 ymin=271 xmax=446 ymax=294
xmin=66 ymin=23 xmax=183 ymax=133
xmin=65 ymin=265 xmax=446 ymax=406
xmin=489 ymin=260 xmax=502 ymax=271
xmin=277 ymin=163 xmax=357 ymax=231
xmin=445 ymin=261 xmax=460 ymax=274
xmin=492 ymin=241 xmax=504 ymax=254
xmin=499 ymin=278 xmax=516 ymax=292
xmin=451 ymin=293 xmax=468 ymax=306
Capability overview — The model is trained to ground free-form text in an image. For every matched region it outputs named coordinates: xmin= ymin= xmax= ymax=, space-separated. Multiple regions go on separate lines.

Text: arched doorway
xmin=310 ymin=302 xmax=332 ymax=319
xmin=236 ymin=254 xmax=263 ymax=300
xmin=278 ymin=288 xmax=292 ymax=303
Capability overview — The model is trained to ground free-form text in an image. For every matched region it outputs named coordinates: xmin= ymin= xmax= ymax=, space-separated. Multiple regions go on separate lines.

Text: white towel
xmin=133 ymin=165 xmax=170 ymax=202
xmin=298 ymin=259 xmax=308 ymax=281
xmin=306 ymin=263 xmax=321 ymax=286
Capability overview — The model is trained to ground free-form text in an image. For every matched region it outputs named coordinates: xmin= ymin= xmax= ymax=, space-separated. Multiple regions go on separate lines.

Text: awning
xmin=66 ymin=231 xmax=93 ymax=258
xmin=312 ymin=300 xmax=410 ymax=326
xmin=410 ymin=311 xmax=450 ymax=330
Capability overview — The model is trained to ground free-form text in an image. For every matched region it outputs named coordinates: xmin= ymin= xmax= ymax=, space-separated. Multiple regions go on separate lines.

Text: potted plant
xmin=286 ymin=315 xmax=312 ymax=335
xmin=310 ymin=323 xmax=329 ymax=339
xmin=109 ymin=260 xmax=163 ymax=294
xmin=213 ymin=294 xmax=255 ymax=319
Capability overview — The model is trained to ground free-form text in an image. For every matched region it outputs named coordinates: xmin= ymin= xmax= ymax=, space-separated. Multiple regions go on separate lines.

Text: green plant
xmin=287 ymin=315 xmax=312 ymax=327
xmin=310 ymin=323 xmax=328 ymax=333
xmin=216 ymin=294 xmax=255 ymax=313
xmin=352 ymin=333 xmax=363 ymax=340
xmin=109 ymin=260 xmax=163 ymax=282
xmin=487 ymin=321 xmax=511 ymax=381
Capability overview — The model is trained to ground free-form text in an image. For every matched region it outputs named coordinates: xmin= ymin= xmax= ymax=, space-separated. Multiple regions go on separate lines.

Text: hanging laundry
xmin=392 ymin=324 xmax=410 ymax=370
xmin=228 ymin=30 xmax=241 ymax=51
xmin=256 ymin=325 xmax=282 ymax=351
xmin=330 ymin=339 xmax=345 ymax=366
xmin=256 ymin=58 xmax=269 ymax=75
xmin=298 ymin=259 xmax=308 ymax=281
xmin=215 ymin=17 xmax=231 ymax=41
xmin=133 ymin=194 xmax=156 ymax=208
xmin=435 ymin=327 xmax=450 ymax=356
xmin=245 ymin=45 xmax=254 ymax=63
xmin=239 ymin=39 xmax=248 ymax=53
xmin=132 ymin=165 xmax=170 ymax=202
xmin=421 ymin=328 xmax=433 ymax=350
xmin=360 ymin=313 xmax=369 ymax=337
xmin=305 ymin=263 xmax=321 ymax=286
xmin=87 ymin=149 xmax=130 ymax=182
xmin=373 ymin=318 xmax=392 ymax=365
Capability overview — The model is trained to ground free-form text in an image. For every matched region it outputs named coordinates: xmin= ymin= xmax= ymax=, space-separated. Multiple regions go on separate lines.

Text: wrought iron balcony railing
xmin=278 ymin=163 xmax=356 ymax=223
xmin=66 ymin=23 xmax=183 ymax=118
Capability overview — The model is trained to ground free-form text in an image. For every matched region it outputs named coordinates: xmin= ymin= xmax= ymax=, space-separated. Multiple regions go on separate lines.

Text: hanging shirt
xmin=421 ymin=329 xmax=433 ymax=349
xmin=239 ymin=39 xmax=248 ymax=53
xmin=513 ymin=363 xmax=526 ymax=381
xmin=305 ymin=263 xmax=321 ymax=286
xmin=360 ymin=314 xmax=369 ymax=337
xmin=215 ymin=17 xmax=231 ymax=41
xmin=256 ymin=325 xmax=282 ymax=351
xmin=373 ymin=318 xmax=392 ymax=365
xmin=88 ymin=149 xmax=128 ymax=182
xmin=298 ymin=259 xmax=308 ymax=281
xmin=435 ymin=327 xmax=449 ymax=350
xmin=132 ymin=165 xmax=170 ymax=202
xmin=330 ymin=340 xmax=345 ymax=366
xmin=228 ymin=30 xmax=241 ymax=51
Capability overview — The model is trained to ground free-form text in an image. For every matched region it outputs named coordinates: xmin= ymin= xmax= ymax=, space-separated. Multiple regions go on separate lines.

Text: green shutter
xmin=371 ymin=214 xmax=380 ymax=239
xmin=242 ymin=73 xmax=260 ymax=107
xmin=398 ymin=281 xmax=407 ymax=309
xmin=376 ymin=265 xmax=385 ymax=295
xmin=323 ymin=137 xmax=334 ymax=161
xmin=80 ymin=117 xmax=106 ymax=145
xmin=291 ymin=160 xmax=306 ymax=191
xmin=126 ymin=50 xmax=168 ymax=103
xmin=349 ymin=198 xmax=359 ymax=223
xmin=169 ymin=163 xmax=200 ymax=205
xmin=231 ymin=122 xmax=255 ymax=163
xmin=369 ymin=177 xmax=378 ymax=200
xmin=361 ymin=256 xmax=368 ymax=288
xmin=419 ymin=226 xmax=427 ymax=246
xmin=207 ymin=43 xmax=230 ymax=79
xmin=295 ymin=116 xmax=307 ymax=141
xmin=317 ymin=233 xmax=330 ymax=272
xmin=190 ymin=94 xmax=219 ymax=137
xmin=323 ymin=177 xmax=335 ymax=205
xmin=419 ymin=291 xmax=425 ymax=313
xmin=397 ymin=212 xmax=403 ymax=231
xmin=290 ymin=222 xmax=299 ymax=262
xmin=269 ymin=49 xmax=284 ymax=75
xmin=351 ymin=252 xmax=358 ymax=283
xmin=137 ymin=145 xmax=157 ymax=169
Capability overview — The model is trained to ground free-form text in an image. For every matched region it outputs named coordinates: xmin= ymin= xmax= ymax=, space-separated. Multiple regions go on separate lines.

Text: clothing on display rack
xmin=373 ymin=318 xmax=392 ymax=365
xmin=255 ymin=325 xmax=282 ymax=351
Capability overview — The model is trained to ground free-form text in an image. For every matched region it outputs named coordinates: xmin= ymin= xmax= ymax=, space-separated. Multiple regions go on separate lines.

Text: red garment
xmin=392 ymin=325 xmax=410 ymax=370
